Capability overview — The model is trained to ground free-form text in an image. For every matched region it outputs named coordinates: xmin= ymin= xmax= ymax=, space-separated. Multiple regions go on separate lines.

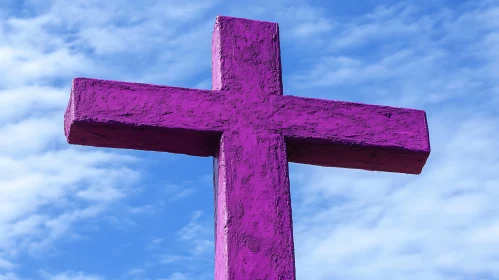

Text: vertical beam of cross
xmin=211 ymin=17 xmax=296 ymax=279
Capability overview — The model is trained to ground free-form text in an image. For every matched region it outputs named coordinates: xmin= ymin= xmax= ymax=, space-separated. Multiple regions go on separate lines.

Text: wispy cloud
xmin=288 ymin=1 xmax=499 ymax=279
xmin=0 ymin=270 xmax=104 ymax=280
xmin=1 ymin=0 xmax=217 ymax=276
xmin=159 ymin=255 xmax=193 ymax=265
xmin=176 ymin=211 xmax=213 ymax=257
xmin=1 ymin=0 xmax=498 ymax=279
xmin=128 ymin=205 xmax=156 ymax=215
xmin=158 ymin=272 xmax=190 ymax=280
xmin=293 ymin=114 xmax=499 ymax=279
xmin=288 ymin=1 xmax=499 ymax=109
xmin=163 ymin=184 xmax=196 ymax=201
xmin=39 ymin=270 xmax=103 ymax=280
xmin=0 ymin=149 xmax=140 ymax=261
xmin=155 ymin=211 xmax=213 ymax=279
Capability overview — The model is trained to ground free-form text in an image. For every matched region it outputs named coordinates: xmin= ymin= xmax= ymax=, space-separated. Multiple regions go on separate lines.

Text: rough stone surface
xmin=64 ymin=16 xmax=431 ymax=280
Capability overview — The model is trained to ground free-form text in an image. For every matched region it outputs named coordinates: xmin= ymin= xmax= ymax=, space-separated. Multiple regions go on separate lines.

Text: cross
xmin=64 ymin=16 xmax=430 ymax=280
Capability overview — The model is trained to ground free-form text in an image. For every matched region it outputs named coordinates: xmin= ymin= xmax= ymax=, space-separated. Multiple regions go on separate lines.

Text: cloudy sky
xmin=1 ymin=0 xmax=498 ymax=279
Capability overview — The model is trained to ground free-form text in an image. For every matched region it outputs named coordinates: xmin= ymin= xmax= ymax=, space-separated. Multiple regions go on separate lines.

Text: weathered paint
xmin=64 ymin=16 xmax=430 ymax=280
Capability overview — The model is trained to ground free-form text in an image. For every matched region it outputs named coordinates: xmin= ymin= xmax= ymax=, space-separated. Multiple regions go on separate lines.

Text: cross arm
xmin=64 ymin=78 xmax=229 ymax=157
xmin=270 ymin=95 xmax=431 ymax=174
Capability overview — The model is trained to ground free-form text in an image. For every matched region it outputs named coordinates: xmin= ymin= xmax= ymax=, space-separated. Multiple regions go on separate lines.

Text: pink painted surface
xmin=64 ymin=16 xmax=430 ymax=280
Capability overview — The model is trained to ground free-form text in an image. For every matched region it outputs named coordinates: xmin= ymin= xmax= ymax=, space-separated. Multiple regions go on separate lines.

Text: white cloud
xmin=158 ymin=272 xmax=190 ymax=280
xmin=0 ymin=0 xmax=214 ymax=279
xmin=288 ymin=1 xmax=499 ymax=279
xmin=225 ymin=1 xmax=334 ymax=42
xmin=328 ymin=3 xmax=424 ymax=50
xmin=277 ymin=5 xmax=333 ymax=37
xmin=0 ymin=273 xmax=20 ymax=280
xmin=146 ymin=238 xmax=163 ymax=250
xmin=0 ymin=0 xmax=220 ymax=274
xmin=177 ymin=211 xmax=213 ymax=256
xmin=0 ymin=259 xmax=15 ymax=270
xmin=163 ymin=184 xmax=196 ymax=201
xmin=153 ymin=210 xmax=213 ymax=279
xmin=159 ymin=255 xmax=193 ymax=265
xmin=39 ymin=270 xmax=103 ymax=280
xmin=0 ymin=149 xmax=140 ymax=260
xmin=287 ymin=1 xmax=499 ymax=109
xmin=0 ymin=47 xmax=91 ymax=86
xmin=0 ymin=270 xmax=105 ymax=280
xmin=0 ymin=14 xmax=95 ymax=87
xmin=0 ymin=86 xmax=67 ymax=123
xmin=1 ymin=0 xmax=498 ymax=279
xmin=128 ymin=205 xmax=156 ymax=215
xmin=293 ymin=112 xmax=499 ymax=279
xmin=0 ymin=116 xmax=61 ymax=157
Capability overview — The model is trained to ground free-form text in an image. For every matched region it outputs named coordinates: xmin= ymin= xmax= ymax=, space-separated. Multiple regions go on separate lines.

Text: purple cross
xmin=64 ymin=16 xmax=430 ymax=280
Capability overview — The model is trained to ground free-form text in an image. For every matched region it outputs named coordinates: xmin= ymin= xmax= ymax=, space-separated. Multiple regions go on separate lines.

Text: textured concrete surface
xmin=64 ymin=16 xmax=430 ymax=280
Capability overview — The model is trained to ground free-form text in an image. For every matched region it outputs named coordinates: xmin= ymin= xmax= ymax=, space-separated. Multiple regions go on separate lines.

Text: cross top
xmin=65 ymin=16 xmax=430 ymax=280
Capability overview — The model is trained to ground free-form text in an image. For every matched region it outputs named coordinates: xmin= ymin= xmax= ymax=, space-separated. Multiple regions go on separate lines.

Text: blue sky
xmin=1 ymin=0 xmax=498 ymax=279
